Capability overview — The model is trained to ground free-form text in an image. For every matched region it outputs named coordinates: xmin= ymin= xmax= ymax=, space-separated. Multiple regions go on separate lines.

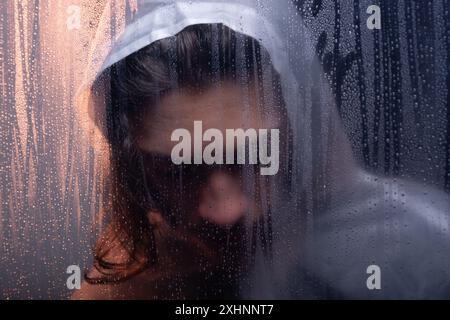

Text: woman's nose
xmin=198 ymin=171 xmax=248 ymax=226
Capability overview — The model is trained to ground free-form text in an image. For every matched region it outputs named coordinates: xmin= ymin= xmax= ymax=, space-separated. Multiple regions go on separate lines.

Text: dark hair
xmin=87 ymin=24 xmax=284 ymax=284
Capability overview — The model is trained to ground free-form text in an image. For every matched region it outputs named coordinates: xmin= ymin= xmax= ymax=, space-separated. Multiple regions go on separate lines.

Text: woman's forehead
xmin=138 ymin=82 xmax=282 ymax=154
xmin=147 ymin=82 xmax=282 ymax=131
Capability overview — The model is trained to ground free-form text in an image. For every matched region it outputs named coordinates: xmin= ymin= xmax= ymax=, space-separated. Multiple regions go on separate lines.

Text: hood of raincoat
xmin=77 ymin=0 xmax=450 ymax=299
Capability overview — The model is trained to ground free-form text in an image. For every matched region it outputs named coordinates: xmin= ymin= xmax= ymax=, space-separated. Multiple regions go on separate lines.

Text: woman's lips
xmin=198 ymin=171 xmax=249 ymax=226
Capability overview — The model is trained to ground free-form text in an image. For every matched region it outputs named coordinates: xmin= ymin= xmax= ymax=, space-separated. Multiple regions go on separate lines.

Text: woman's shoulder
xmin=71 ymin=262 xmax=200 ymax=300
xmin=71 ymin=221 xmax=160 ymax=300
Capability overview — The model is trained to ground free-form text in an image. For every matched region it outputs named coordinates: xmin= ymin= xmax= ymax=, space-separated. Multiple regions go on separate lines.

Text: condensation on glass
xmin=0 ymin=0 xmax=450 ymax=299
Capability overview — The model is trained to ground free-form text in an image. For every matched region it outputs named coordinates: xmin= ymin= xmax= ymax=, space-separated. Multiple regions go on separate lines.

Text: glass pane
xmin=1 ymin=0 xmax=450 ymax=299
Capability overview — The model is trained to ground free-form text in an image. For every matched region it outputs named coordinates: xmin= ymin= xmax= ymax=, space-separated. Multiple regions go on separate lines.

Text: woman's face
xmin=137 ymin=81 xmax=287 ymax=229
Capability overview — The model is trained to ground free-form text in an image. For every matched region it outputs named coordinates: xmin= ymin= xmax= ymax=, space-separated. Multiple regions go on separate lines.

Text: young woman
xmin=74 ymin=0 xmax=450 ymax=299
xmin=73 ymin=19 xmax=294 ymax=298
